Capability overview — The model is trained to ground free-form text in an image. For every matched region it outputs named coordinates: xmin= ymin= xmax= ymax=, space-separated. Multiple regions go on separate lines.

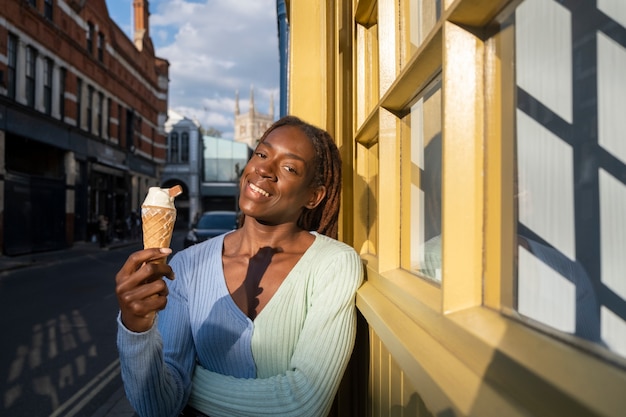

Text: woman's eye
xmin=284 ymin=166 xmax=297 ymax=174
xmin=255 ymin=152 xmax=266 ymax=159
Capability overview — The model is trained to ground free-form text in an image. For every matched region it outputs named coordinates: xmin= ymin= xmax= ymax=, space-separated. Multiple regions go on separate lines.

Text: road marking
xmin=49 ymin=359 xmax=120 ymax=417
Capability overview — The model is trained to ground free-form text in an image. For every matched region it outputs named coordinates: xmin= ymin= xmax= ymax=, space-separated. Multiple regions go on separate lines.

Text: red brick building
xmin=0 ymin=0 xmax=169 ymax=254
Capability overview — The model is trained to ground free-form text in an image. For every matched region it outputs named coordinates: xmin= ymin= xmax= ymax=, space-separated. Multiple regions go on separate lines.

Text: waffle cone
xmin=142 ymin=205 xmax=176 ymax=263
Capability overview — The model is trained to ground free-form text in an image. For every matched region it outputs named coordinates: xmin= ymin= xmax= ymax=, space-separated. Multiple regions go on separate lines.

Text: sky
xmin=105 ymin=0 xmax=279 ymax=140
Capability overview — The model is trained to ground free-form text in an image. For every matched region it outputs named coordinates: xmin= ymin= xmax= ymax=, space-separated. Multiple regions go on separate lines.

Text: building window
xmin=97 ymin=32 xmax=104 ymax=62
xmin=87 ymin=85 xmax=93 ymax=132
xmin=107 ymin=98 xmax=112 ymax=139
xmin=59 ymin=67 xmax=66 ymax=120
xmin=25 ymin=46 xmax=37 ymax=108
xmin=135 ymin=116 xmax=142 ymax=149
xmin=7 ymin=33 xmax=18 ymax=100
xmin=495 ymin=0 xmax=626 ymax=359
xmin=76 ymin=77 xmax=83 ymax=127
xmin=181 ymin=132 xmax=190 ymax=163
xmin=405 ymin=79 xmax=442 ymax=282
xmin=118 ymin=104 xmax=123 ymax=141
xmin=44 ymin=0 xmax=53 ymax=20
xmin=87 ymin=22 xmax=94 ymax=54
xmin=28 ymin=0 xmax=36 ymax=7
xmin=170 ymin=132 xmax=179 ymax=162
xmin=43 ymin=58 xmax=53 ymax=115
xmin=126 ymin=109 xmax=135 ymax=150
xmin=97 ymin=92 xmax=104 ymax=137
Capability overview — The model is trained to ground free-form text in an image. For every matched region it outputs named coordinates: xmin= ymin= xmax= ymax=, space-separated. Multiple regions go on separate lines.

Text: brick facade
xmin=0 ymin=0 xmax=169 ymax=254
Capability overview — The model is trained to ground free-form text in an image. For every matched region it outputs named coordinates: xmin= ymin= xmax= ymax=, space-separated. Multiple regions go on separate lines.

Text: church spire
xmin=249 ymin=85 xmax=255 ymax=117
xmin=269 ymin=93 xmax=274 ymax=119
xmin=234 ymin=89 xmax=240 ymax=115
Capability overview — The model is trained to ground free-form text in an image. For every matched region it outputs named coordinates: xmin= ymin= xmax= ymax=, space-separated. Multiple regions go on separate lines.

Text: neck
xmin=234 ymin=217 xmax=308 ymax=256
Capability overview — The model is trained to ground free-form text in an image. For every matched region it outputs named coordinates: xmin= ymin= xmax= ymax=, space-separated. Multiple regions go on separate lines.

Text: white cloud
xmin=108 ymin=0 xmax=279 ymax=138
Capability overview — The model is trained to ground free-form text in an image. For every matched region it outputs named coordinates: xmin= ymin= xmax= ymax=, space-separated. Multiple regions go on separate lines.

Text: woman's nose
xmin=255 ymin=161 xmax=277 ymax=180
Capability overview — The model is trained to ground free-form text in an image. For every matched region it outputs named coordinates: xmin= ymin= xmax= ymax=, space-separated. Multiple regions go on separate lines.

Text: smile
xmin=249 ymin=182 xmax=270 ymax=197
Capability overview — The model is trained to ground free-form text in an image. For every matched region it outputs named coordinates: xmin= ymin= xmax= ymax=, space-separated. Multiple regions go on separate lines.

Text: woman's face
xmin=238 ymin=125 xmax=325 ymax=227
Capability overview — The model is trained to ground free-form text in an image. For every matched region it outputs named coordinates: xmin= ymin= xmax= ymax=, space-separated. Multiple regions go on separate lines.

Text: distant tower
xmin=233 ymin=86 xmax=275 ymax=149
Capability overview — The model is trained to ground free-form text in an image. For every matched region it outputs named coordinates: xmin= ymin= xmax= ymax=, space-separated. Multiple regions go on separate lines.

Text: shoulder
xmin=308 ymin=233 xmax=363 ymax=281
xmin=310 ymin=232 xmax=359 ymax=256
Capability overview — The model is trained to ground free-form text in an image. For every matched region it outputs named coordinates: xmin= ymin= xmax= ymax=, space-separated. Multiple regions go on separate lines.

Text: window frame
xmin=43 ymin=57 xmax=53 ymax=115
xmin=25 ymin=46 xmax=37 ymax=108
xmin=7 ymin=33 xmax=18 ymax=100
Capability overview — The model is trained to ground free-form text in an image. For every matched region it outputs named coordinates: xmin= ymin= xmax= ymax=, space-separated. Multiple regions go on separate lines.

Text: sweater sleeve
xmin=116 ymin=253 xmax=196 ymax=417
xmin=187 ymin=245 xmax=364 ymax=417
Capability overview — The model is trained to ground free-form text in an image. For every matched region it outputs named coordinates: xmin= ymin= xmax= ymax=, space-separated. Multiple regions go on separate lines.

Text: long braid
xmin=257 ymin=116 xmax=342 ymax=238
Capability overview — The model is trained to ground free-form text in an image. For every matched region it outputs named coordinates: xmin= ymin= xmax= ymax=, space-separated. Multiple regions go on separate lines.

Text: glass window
xmin=170 ymin=132 xmax=179 ymax=162
xmin=7 ymin=33 xmax=17 ymax=100
xmin=107 ymin=98 xmax=112 ymax=139
xmin=97 ymin=32 xmax=104 ymax=62
xmin=409 ymin=0 xmax=442 ymax=51
xmin=76 ymin=77 xmax=82 ymax=127
xmin=44 ymin=0 xmax=53 ymax=20
xmin=404 ymin=79 xmax=442 ymax=282
xmin=59 ymin=67 xmax=66 ymax=120
xmin=97 ymin=92 xmax=104 ymax=137
xmin=87 ymin=85 xmax=94 ymax=133
xmin=181 ymin=132 xmax=190 ymax=163
xmin=87 ymin=22 xmax=94 ymax=54
xmin=118 ymin=104 xmax=123 ymax=141
xmin=43 ymin=58 xmax=53 ymax=115
xmin=25 ymin=46 xmax=37 ymax=108
xmin=507 ymin=0 xmax=626 ymax=359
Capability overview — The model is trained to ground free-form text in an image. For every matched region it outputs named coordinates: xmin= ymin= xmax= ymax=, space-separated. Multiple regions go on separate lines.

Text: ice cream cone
xmin=141 ymin=185 xmax=182 ymax=264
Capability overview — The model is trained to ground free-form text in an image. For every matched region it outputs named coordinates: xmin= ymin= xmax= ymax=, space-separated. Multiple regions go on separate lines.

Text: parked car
xmin=184 ymin=210 xmax=238 ymax=248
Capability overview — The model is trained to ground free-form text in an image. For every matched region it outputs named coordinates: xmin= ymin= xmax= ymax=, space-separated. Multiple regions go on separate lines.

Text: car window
xmin=197 ymin=213 xmax=236 ymax=229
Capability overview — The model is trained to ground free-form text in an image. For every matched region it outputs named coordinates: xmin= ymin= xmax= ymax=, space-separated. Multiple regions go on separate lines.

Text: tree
xmin=201 ymin=126 xmax=222 ymax=138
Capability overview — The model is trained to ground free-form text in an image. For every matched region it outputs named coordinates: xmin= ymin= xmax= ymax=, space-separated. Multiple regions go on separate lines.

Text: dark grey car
xmin=184 ymin=210 xmax=238 ymax=248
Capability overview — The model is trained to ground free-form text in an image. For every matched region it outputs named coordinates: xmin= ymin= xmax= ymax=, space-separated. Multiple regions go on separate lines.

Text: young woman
xmin=115 ymin=116 xmax=364 ymax=417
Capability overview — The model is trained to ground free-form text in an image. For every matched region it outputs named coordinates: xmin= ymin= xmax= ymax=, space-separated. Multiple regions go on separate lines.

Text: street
xmin=0 ymin=231 xmax=185 ymax=417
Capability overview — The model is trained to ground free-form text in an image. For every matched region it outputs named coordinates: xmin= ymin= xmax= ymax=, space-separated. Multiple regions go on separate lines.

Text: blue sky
xmin=105 ymin=0 xmax=279 ymax=139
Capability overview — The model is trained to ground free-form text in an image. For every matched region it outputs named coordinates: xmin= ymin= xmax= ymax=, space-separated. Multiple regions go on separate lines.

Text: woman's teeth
xmin=250 ymin=183 xmax=270 ymax=197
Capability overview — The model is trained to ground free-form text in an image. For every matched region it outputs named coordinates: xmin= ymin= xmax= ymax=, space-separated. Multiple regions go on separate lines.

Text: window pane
xmin=26 ymin=47 xmax=37 ymax=107
xmin=409 ymin=0 xmax=442 ymax=51
xmin=407 ymin=79 xmax=442 ymax=282
xmin=181 ymin=132 xmax=189 ymax=163
xmin=511 ymin=0 xmax=626 ymax=358
xmin=8 ymin=34 xmax=18 ymax=100
xmin=44 ymin=58 xmax=52 ymax=115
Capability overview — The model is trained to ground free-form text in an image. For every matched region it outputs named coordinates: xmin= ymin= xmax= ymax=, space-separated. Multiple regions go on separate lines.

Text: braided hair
xmin=257 ymin=115 xmax=342 ymax=239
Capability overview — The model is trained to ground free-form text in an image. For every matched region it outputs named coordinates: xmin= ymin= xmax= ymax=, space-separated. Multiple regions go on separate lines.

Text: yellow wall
xmin=286 ymin=0 xmax=626 ymax=416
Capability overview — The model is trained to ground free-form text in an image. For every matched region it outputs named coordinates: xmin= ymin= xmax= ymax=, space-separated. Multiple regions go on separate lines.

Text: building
xmin=233 ymin=86 xmax=274 ymax=149
xmin=284 ymin=0 xmax=626 ymax=416
xmin=200 ymin=135 xmax=251 ymax=214
xmin=0 ymin=0 xmax=168 ymax=254
xmin=161 ymin=110 xmax=203 ymax=229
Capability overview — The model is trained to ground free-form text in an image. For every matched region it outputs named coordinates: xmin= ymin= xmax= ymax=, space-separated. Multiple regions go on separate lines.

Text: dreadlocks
xmin=257 ymin=115 xmax=342 ymax=239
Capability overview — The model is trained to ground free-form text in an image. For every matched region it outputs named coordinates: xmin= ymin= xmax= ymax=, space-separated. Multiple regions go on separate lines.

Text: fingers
xmin=116 ymin=263 xmax=172 ymax=333
xmin=124 ymin=248 xmax=173 ymax=274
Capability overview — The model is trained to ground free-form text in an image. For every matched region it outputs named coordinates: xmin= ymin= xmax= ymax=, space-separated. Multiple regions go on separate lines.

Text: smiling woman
xmin=115 ymin=116 xmax=363 ymax=417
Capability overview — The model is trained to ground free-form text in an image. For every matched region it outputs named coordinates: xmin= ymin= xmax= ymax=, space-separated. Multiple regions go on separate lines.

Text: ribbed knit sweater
xmin=117 ymin=232 xmax=363 ymax=417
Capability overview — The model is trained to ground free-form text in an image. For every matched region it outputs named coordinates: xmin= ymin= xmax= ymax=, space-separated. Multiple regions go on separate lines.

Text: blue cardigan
xmin=117 ymin=232 xmax=363 ymax=417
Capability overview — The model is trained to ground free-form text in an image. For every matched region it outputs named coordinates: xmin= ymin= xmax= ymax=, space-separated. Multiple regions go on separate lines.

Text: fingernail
xmin=159 ymin=248 xmax=172 ymax=254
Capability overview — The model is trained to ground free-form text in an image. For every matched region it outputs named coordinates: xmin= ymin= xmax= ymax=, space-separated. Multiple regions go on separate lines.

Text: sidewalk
xmin=0 ymin=238 xmax=141 ymax=417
